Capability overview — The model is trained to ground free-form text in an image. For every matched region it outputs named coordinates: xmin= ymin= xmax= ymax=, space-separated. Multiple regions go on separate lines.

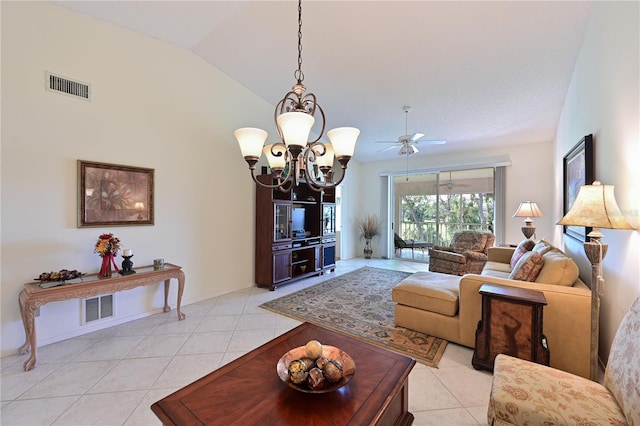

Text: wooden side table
xmin=472 ymin=283 xmax=549 ymax=371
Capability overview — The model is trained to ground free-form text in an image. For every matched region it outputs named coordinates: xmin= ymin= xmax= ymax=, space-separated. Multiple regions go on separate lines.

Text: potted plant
xmin=356 ymin=214 xmax=381 ymax=259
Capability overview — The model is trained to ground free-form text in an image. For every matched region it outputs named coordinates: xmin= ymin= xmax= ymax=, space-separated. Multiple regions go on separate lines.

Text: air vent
xmin=46 ymin=72 xmax=91 ymax=101
xmin=82 ymin=294 xmax=115 ymax=324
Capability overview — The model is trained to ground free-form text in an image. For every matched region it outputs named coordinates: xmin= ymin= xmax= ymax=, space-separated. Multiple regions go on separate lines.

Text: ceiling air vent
xmin=46 ymin=72 xmax=91 ymax=101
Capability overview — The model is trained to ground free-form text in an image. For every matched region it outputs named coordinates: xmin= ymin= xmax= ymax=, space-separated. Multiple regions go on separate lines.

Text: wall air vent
xmin=82 ymin=294 xmax=115 ymax=324
xmin=46 ymin=72 xmax=91 ymax=101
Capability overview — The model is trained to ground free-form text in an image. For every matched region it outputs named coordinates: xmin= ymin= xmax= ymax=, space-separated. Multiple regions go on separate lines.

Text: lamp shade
xmin=276 ymin=112 xmax=315 ymax=148
xmin=235 ymin=128 xmax=268 ymax=159
xmin=327 ymin=127 xmax=359 ymax=158
xmin=314 ymin=143 xmax=335 ymax=168
xmin=262 ymin=145 xmax=287 ymax=170
xmin=513 ymin=201 xmax=543 ymax=223
xmin=557 ymin=181 xmax=634 ymax=230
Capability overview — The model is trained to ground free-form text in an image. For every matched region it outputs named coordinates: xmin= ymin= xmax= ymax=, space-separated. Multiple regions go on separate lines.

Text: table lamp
xmin=513 ymin=201 xmax=543 ymax=239
xmin=557 ymin=181 xmax=634 ymax=380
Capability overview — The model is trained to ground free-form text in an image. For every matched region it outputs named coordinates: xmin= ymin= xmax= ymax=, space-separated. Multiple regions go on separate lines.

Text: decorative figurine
xmin=121 ymin=254 xmax=136 ymax=275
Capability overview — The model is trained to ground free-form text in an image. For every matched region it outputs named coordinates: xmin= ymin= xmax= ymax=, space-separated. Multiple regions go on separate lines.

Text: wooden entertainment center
xmin=255 ymin=175 xmax=336 ymax=290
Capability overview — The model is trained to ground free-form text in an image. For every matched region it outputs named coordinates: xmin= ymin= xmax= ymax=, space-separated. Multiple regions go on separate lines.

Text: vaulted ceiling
xmin=53 ymin=1 xmax=594 ymax=163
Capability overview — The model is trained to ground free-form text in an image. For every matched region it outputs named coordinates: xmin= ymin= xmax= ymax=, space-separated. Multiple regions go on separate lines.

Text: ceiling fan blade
xmin=377 ymin=145 xmax=399 ymax=152
xmin=374 ymin=140 xmax=402 ymax=144
xmin=419 ymin=140 xmax=447 ymax=145
xmin=409 ymin=132 xmax=424 ymax=142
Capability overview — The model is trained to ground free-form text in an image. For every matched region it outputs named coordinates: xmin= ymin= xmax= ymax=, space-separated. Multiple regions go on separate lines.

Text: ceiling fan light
xmin=398 ymin=144 xmax=418 ymax=156
xmin=276 ymin=112 xmax=315 ymax=148
xmin=328 ymin=127 xmax=359 ymax=158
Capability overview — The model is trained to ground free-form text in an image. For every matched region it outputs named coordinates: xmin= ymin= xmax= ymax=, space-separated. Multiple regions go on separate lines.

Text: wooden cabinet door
xmin=273 ymin=251 xmax=291 ymax=283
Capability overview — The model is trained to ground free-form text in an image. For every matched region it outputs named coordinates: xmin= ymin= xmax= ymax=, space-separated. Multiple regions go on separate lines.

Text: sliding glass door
xmin=394 ymin=168 xmax=494 ymax=260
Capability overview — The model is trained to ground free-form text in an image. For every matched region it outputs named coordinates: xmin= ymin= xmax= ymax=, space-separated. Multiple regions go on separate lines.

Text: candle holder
xmin=121 ymin=255 xmax=136 ymax=275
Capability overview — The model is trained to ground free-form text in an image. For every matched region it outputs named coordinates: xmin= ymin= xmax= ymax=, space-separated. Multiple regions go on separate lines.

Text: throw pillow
xmin=510 ymin=239 xmax=536 ymax=269
xmin=532 ymin=239 xmax=554 ymax=255
xmin=510 ymin=251 xmax=545 ymax=282
xmin=535 ymin=249 xmax=580 ymax=286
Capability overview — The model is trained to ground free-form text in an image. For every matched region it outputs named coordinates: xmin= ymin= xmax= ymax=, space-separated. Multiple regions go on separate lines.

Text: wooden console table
xmin=18 ymin=263 xmax=185 ymax=371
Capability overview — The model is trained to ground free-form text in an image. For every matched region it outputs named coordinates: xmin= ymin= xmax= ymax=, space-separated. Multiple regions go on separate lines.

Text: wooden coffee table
xmin=151 ymin=322 xmax=416 ymax=425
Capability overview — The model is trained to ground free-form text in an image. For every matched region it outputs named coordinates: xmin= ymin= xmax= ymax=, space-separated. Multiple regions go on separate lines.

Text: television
xmin=292 ymin=207 xmax=305 ymax=236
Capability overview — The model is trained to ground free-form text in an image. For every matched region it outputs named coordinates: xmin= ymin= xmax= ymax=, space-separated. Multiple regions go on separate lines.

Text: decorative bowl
xmin=276 ymin=345 xmax=356 ymax=393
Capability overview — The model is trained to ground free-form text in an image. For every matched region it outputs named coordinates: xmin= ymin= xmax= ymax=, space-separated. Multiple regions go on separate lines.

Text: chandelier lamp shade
xmin=512 ymin=201 xmax=543 ymax=239
xmin=556 ymin=181 xmax=635 ymax=381
xmin=234 ymin=0 xmax=359 ymax=192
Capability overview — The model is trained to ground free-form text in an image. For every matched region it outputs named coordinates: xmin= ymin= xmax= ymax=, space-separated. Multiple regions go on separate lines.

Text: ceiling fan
xmin=376 ymin=106 xmax=446 ymax=155
xmin=439 ymin=171 xmax=471 ymax=191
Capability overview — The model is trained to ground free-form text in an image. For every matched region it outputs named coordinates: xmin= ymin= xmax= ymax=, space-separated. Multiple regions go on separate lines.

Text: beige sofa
xmin=392 ymin=239 xmax=592 ymax=378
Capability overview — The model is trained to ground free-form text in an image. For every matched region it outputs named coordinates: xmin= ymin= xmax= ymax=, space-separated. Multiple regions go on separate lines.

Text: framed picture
xmin=78 ymin=160 xmax=154 ymax=227
xmin=562 ymin=134 xmax=594 ymax=241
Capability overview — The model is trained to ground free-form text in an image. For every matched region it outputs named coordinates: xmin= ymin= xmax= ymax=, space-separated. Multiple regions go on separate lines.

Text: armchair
xmin=488 ymin=296 xmax=640 ymax=425
xmin=428 ymin=230 xmax=495 ymax=275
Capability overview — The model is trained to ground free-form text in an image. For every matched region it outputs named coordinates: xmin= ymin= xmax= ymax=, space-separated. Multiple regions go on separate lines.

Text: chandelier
xmin=234 ymin=0 xmax=359 ymax=192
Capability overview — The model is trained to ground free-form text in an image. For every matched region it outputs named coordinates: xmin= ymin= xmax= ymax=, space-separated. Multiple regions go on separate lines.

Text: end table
xmin=472 ymin=283 xmax=550 ymax=371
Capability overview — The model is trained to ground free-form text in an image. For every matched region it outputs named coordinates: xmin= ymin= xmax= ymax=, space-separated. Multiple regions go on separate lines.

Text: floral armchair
xmin=428 ymin=231 xmax=495 ymax=275
xmin=488 ymin=296 xmax=640 ymax=425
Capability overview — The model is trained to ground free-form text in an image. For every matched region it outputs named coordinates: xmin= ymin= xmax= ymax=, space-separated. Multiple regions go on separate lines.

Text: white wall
xmin=554 ymin=1 xmax=640 ymax=364
xmin=350 ymin=141 xmax=555 ymax=258
xmin=1 ymin=2 xmax=274 ymax=356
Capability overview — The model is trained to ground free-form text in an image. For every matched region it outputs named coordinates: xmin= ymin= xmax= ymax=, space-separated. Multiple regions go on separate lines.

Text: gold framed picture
xmin=78 ymin=160 xmax=154 ymax=227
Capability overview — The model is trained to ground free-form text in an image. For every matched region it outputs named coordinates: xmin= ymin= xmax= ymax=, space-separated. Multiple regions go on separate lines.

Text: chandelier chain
xmin=295 ymin=0 xmax=304 ymax=83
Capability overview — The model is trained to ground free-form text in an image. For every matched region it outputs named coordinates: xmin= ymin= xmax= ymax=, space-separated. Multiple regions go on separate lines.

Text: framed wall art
xmin=78 ymin=160 xmax=154 ymax=227
xmin=562 ymin=134 xmax=594 ymax=241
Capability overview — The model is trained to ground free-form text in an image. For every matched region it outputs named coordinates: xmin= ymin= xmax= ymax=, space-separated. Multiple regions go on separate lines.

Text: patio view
xmin=394 ymin=168 xmax=495 ymax=260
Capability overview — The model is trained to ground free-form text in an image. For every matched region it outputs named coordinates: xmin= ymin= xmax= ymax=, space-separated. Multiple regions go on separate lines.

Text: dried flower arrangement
xmin=356 ymin=214 xmax=381 ymax=240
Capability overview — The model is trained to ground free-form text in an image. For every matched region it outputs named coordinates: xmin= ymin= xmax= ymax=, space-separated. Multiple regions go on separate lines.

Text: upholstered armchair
xmin=428 ymin=230 xmax=495 ymax=275
xmin=488 ymin=296 xmax=640 ymax=425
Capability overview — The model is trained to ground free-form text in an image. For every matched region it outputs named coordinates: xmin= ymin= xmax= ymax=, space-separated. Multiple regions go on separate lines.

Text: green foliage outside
xmin=399 ymin=192 xmax=494 ymax=246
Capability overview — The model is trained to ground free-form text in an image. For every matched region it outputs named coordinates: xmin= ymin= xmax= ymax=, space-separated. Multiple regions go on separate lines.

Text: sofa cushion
xmin=481 ymin=268 xmax=511 ymax=279
xmin=510 ymin=239 xmax=535 ymax=269
xmin=604 ymin=296 xmax=640 ymax=425
xmin=392 ymin=271 xmax=460 ymax=316
xmin=482 ymin=260 xmax=512 ymax=275
xmin=535 ymin=248 xmax=580 ymax=286
xmin=509 ymin=252 xmax=544 ymax=282
xmin=532 ymin=239 xmax=554 ymax=255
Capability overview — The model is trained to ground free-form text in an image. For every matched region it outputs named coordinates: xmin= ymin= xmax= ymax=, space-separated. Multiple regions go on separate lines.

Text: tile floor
xmin=1 ymin=258 xmax=493 ymax=425
xmin=395 ymin=247 xmax=430 ymax=263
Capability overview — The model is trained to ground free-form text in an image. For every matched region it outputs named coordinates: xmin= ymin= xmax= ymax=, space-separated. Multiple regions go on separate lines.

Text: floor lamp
xmin=557 ymin=181 xmax=634 ymax=381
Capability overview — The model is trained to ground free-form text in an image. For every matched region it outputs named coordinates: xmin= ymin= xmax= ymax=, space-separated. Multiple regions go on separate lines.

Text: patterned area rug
xmin=260 ymin=266 xmax=448 ymax=367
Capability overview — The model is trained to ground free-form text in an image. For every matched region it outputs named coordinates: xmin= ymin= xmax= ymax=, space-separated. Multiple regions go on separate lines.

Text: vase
xmin=98 ymin=253 xmax=120 ymax=278
xmin=99 ymin=253 xmax=116 ymax=278
xmin=364 ymin=238 xmax=373 ymax=259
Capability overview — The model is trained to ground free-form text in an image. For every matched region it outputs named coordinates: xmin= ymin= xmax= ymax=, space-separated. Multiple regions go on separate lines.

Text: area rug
xmin=260 ymin=266 xmax=448 ymax=367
